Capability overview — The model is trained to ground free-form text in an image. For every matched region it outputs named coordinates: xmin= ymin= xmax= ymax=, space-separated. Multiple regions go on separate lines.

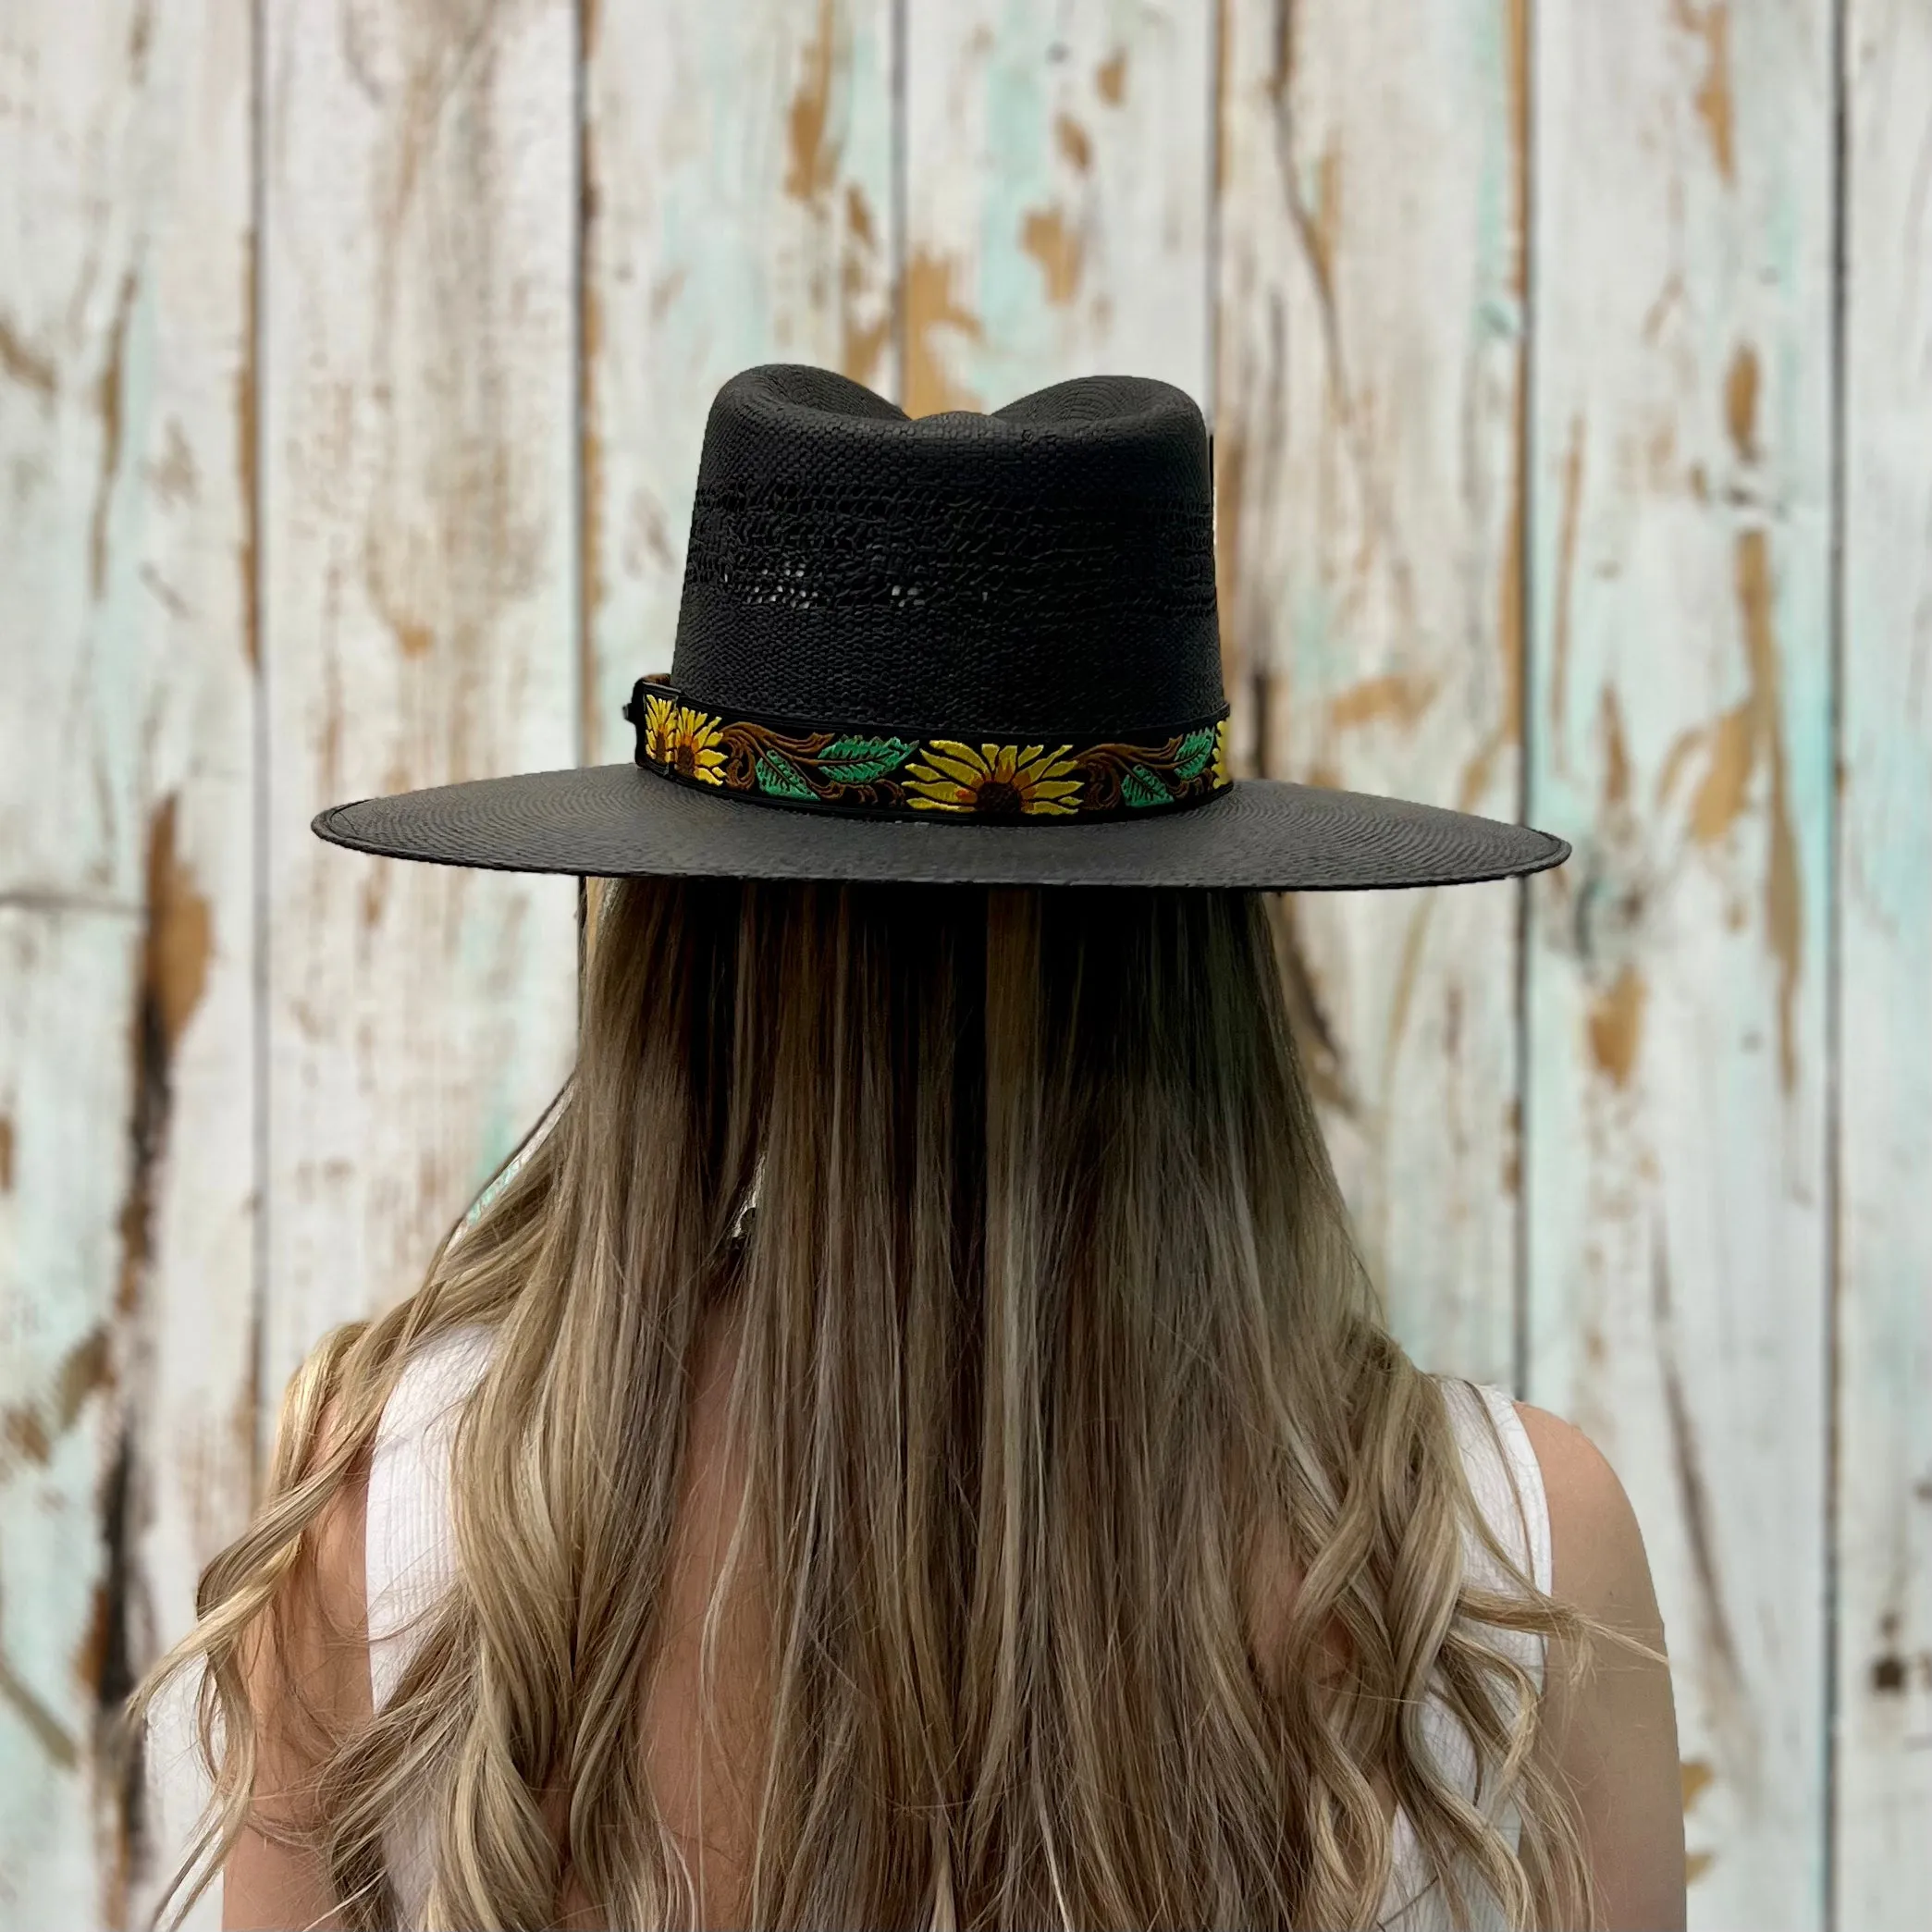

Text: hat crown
xmin=668 ymin=365 xmax=1224 ymax=738
xmin=315 ymin=357 xmax=1567 ymax=882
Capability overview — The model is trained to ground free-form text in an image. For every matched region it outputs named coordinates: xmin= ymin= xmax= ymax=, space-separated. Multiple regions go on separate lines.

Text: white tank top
xmin=365 ymin=1326 xmax=1551 ymax=1929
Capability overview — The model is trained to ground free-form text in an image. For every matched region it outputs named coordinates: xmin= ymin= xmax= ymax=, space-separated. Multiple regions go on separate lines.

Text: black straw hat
xmin=314 ymin=365 xmax=1568 ymax=890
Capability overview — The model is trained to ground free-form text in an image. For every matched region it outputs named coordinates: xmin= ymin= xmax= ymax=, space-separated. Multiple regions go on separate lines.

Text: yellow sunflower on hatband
xmin=1211 ymin=716 xmax=1231 ymax=790
xmin=667 ymin=704 xmax=728 ymax=784
xmin=904 ymin=740 xmax=1083 ymax=816
xmin=640 ymin=692 xmax=680 ymax=764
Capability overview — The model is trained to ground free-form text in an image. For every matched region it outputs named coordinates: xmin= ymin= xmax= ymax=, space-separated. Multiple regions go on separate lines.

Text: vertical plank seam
xmin=1512 ymin=0 xmax=1539 ymax=1404
xmin=249 ymin=0 xmax=271 ymax=1495
xmin=889 ymin=0 xmax=908 ymax=408
xmin=1822 ymin=1 xmax=1852 ymax=1923
xmin=574 ymin=0 xmax=591 ymax=991
xmin=573 ymin=0 xmax=590 ymax=780
xmin=1204 ymin=0 xmax=1223 ymax=437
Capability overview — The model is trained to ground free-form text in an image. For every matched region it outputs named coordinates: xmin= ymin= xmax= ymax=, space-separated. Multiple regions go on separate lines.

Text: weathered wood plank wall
xmin=1 ymin=2 xmax=1923 ymax=1926
xmin=1218 ymin=0 xmax=1529 ymax=1387
xmin=1526 ymin=3 xmax=1836 ymax=1920
xmin=1838 ymin=1 xmax=1932 ymax=1922
xmin=584 ymin=0 xmax=897 ymax=767
xmin=261 ymin=0 xmax=583 ymax=1421
xmin=901 ymin=2 xmax=1210 ymax=414
xmin=2 ymin=6 xmax=255 ymax=1927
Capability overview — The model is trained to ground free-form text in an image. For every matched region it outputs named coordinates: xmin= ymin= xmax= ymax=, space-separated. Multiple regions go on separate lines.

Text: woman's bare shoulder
xmin=1509 ymin=1399 xmax=1688 ymax=1932
xmin=1510 ymin=1404 xmax=1637 ymax=1573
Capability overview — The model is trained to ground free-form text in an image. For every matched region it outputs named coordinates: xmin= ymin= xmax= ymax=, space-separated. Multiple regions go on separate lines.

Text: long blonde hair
xmin=131 ymin=877 xmax=1638 ymax=1928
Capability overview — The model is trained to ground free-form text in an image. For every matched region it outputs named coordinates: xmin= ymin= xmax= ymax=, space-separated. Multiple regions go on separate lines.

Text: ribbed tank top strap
xmin=363 ymin=1323 xmax=498 ymax=1926
xmin=1455 ymin=1381 xmax=1554 ymax=1601
xmin=364 ymin=1323 xmax=498 ymax=1712
xmin=1379 ymin=1377 xmax=1553 ymax=1930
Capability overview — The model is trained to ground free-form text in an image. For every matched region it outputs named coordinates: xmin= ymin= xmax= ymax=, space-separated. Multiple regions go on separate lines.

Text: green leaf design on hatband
xmin=818 ymin=736 xmax=917 ymax=783
xmin=1120 ymin=764 xmax=1171 ymax=808
xmin=1172 ymin=727 xmax=1216 ymax=781
xmin=755 ymin=749 xmax=815 ymax=799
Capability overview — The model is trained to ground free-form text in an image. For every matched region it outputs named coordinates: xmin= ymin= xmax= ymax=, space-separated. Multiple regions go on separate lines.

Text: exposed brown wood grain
xmin=903 ymin=248 xmax=982 ymax=417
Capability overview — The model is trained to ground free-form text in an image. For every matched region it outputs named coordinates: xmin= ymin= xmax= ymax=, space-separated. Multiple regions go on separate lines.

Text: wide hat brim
xmin=314 ymin=762 xmax=1568 ymax=890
